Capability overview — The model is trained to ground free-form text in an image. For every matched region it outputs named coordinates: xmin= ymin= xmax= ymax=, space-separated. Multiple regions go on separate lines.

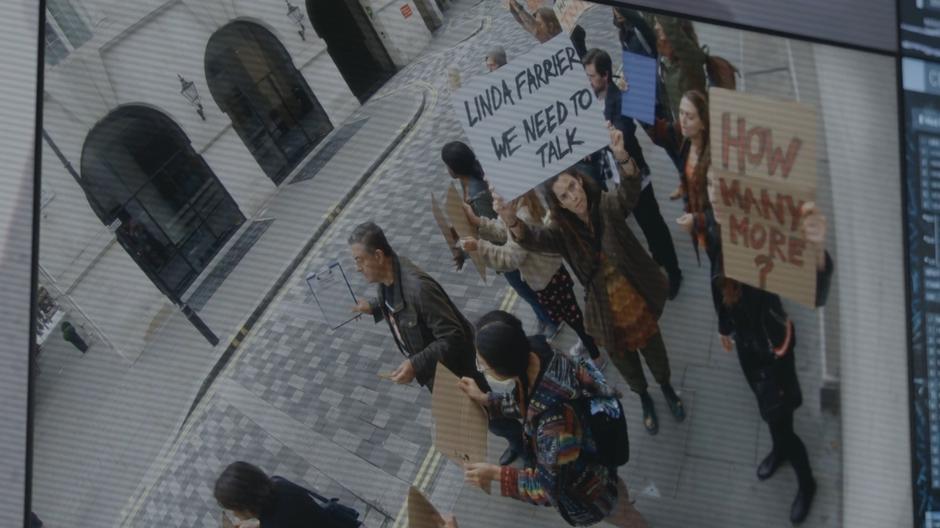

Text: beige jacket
xmin=476 ymin=206 xmax=563 ymax=291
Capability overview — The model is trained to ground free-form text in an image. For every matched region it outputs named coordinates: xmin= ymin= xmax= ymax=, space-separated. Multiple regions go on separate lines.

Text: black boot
xmin=639 ymin=391 xmax=658 ymax=435
xmin=757 ymin=451 xmax=786 ymax=481
xmin=661 ymin=384 xmax=685 ymax=422
xmin=790 ymin=477 xmax=816 ymax=524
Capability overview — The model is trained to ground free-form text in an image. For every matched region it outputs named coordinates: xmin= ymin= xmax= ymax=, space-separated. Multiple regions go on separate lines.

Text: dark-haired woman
xmin=676 ymin=90 xmax=720 ymax=263
xmin=652 ymin=89 xmax=721 ymax=267
xmin=442 ymin=141 xmax=557 ymax=336
xmin=459 ymin=311 xmax=646 ymax=527
xmin=214 ymin=461 xmax=340 ymax=528
xmin=495 ymin=126 xmax=684 ymax=435
xmin=710 ymin=202 xmax=833 ymax=524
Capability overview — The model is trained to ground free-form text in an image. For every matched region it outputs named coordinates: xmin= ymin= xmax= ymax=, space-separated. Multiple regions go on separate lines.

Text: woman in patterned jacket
xmin=457 ymin=311 xmax=647 ymax=527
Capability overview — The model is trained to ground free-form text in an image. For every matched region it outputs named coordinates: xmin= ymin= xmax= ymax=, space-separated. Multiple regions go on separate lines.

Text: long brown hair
xmin=544 ymin=169 xmax=601 ymax=256
xmin=720 ymin=277 xmax=742 ymax=306
xmin=535 ymin=7 xmax=562 ymax=39
xmin=681 ymin=90 xmax=711 ymax=215
xmin=513 ymin=188 xmax=547 ymax=226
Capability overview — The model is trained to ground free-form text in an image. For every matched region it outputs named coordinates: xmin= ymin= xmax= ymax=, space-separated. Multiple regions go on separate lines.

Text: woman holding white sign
xmin=494 ymin=124 xmax=685 ymax=436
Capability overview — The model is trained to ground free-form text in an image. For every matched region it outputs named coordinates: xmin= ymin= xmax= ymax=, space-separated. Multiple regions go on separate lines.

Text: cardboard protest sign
xmin=709 ymin=88 xmax=816 ymax=187
xmin=431 ymin=363 xmax=488 ymax=467
xmin=620 ymin=50 xmax=657 ymax=125
xmin=452 ymin=34 xmax=609 ymax=201
xmin=408 ymin=487 xmax=443 ymax=528
xmin=429 ymin=191 xmax=486 ymax=282
xmin=712 ymin=171 xmax=817 ymax=306
xmin=553 ymin=0 xmax=592 ymax=33
xmin=526 ymin=0 xmax=551 ymax=10
xmin=444 ymin=184 xmax=487 ymax=282
xmin=431 ymin=191 xmax=460 ymax=257
xmin=709 ymin=88 xmax=818 ymax=306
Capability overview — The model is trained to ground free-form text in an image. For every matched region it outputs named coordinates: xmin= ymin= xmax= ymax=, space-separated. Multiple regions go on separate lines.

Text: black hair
xmin=474 ymin=310 xmax=524 ymax=334
xmin=214 ymin=461 xmax=275 ymax=516
xmin=582 ymin=48 xmax=613 ymax=81
xmin=475 ymin=311 xmax=532 ymax=403
xmin=544 ymin=168 xmax=602 ymax=258
xmin=348 ymin=221 xmax=396 ymax=258
xmin=441 ymin=141 xmax=485 ymax=180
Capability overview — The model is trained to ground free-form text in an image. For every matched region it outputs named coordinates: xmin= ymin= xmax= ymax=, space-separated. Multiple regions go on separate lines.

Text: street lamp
xmin=177 ymin=74 xmax=206 ymax=121
xmin=286 ymin=0 xmax=306 ymax=41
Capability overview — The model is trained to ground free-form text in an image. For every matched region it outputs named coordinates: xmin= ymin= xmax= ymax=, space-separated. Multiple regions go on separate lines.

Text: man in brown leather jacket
xmin=348 ymin=221 xmax=524 ymax=465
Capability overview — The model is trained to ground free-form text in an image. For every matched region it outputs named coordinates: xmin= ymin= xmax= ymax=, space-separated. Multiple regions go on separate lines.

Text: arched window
xmin=205 ymin=21 xmax=333 ymax=184
xmin=306 ymin=0 xmax=397 ymax=102
xmin=80 ymin=106 xmax=245 ymax=300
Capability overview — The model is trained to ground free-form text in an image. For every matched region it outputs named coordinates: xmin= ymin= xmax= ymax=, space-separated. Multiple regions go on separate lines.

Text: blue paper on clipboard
xmin=620 ymin=50 xmax=657 ymax=125
xmin=306 ymin=261 xmax=360 ymax=330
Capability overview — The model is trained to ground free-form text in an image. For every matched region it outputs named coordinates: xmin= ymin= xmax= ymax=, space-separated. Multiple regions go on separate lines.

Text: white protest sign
xmin=451 ymin=34 xmax=609 ymax=201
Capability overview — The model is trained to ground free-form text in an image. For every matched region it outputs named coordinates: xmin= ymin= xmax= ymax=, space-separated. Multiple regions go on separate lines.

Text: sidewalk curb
xmin=178 ymin=89 xmax=429 ymax=431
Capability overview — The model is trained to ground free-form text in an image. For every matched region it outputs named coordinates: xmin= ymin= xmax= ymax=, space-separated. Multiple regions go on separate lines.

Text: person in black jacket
xmin=348 ymin=221 xmax=525 ymax=465
xmin=214 ymin=461 xmax=335 ymax=528
xmin=582 ymin=48 xmax=683 ymax=299
xmin=711 ymin=202 xmax=833 ymax=525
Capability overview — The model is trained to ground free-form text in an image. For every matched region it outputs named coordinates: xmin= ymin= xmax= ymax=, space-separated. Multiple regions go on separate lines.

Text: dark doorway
xmin=414 ymin=0 xmax=443 ymax=32
xmin=306 ymin=0 xmax=397 ymax=102
xmin=205 ymin=21 xmax=333 ymax=184
xmin=80 ymin=106 xmax=245 ymax=301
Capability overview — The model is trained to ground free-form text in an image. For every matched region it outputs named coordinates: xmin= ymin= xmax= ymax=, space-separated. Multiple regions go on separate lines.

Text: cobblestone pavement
xmin=123 ymin=2 xmax=842 ymax=527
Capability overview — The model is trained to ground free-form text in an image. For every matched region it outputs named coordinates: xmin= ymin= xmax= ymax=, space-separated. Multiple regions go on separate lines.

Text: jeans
xmin=504 ymin=269 xmax=555 ymax=331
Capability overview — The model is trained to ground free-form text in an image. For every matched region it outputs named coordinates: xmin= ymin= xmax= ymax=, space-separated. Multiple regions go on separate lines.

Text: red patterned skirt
xmin=534 ymin=266 xmax=584 ymax=328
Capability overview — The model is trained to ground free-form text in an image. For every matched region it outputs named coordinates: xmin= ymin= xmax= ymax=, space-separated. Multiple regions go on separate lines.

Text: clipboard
xmin=305 ymin=261 xmax=360 ymax=330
